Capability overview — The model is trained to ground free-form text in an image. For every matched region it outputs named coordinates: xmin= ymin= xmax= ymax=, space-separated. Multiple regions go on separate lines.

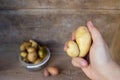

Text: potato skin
xmin=27 ymin=52 xmax=37 ymax=63
xmin=47 ymin=66 xmax=59 ymax=76
xmin=38 ymin=47 xmax=47 ymax=58
xmin=27 ymin=47 xmax=36 ymax=53
xmin=66 ymin=40 xmax=79 ymax=57
xmin=20 ymin=42 xmax=31 ymax=51
xmin=65 ymin=26 xmax=92 ymax=58
xmin=29 ymin=40 xmax=38 ymax=48
xmin=44 ymin=69 xmax=50 ymax=77
xmin=20 ymin=51 xmax=27 ymax=58
xmin=34 ymin=58 xmax=42 ymax=64
xmin=75 ymin=26 xmax=92 ymax=57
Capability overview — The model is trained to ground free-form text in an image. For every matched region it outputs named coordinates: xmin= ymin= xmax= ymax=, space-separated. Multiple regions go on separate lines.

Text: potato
xmin=20 ymin=42 xmax=31 ymax=51
xmin=22 ymin=58 xmax=29 ymax=63
xmin=27 ymin=47 xmax=36 ymax=53
xmin=29 ymin=40 xmax=38 ymax=48
xmin=38 ymin=47 xmax=47 ymax=58
xmin=44 ymin=69 xmax=50 ymax=77
xmin=34 ymin=58 xmax=42 ymax=64
xmin=75 ymin=26 xmax=92 ymax=57
xmin=65 ymin=26 xmax=92 ymax=57
xmin=20 ymin=45 xmax=26 ymax=51
xmin=47 ymin=66 xmax=59 ymax=76
xmin=20 ymin=40 xmax=48 ymax=64
xmin=66 ymin=40 xmax=79 ymax=57
xmin=27 ymin=52 xmax=37 ymax=63
xmin=20 ymin=51 xmax=27 ymax=58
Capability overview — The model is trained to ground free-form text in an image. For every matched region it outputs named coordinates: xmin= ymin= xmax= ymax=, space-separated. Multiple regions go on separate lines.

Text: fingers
xmin=72 ymin=57 xmax=88 ymax=68
xmin=72 ymin=31 xmax=76 ymax=41
xmin=87 ymin=21 xmax=104 ymax=44
xmin=72 ymin=57 xmax=93 ymax=79
xmin=64 ymin=41 xmax=68 ymax=51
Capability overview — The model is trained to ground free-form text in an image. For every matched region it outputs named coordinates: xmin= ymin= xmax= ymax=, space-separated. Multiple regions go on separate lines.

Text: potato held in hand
xmin=75 ymin=26 xmax=92 ymax=57
xmin=66 ymin=26 xmax=92 ymax=57
xmin=66 ymin=40 xmax=79 ymax=57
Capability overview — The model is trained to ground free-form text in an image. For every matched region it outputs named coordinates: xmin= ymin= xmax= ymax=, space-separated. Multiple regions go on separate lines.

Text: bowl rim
xmin=19 ymin=48 xmax=51 ymax=69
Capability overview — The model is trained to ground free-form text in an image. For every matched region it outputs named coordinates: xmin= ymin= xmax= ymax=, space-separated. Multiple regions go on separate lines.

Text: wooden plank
xmin=110 ymin=26 xmax=120 ymax=65
xmin=0 ymin=10 xmax=119 ymax=53
xmin=0 ymin=0 xmax=120 ymax=9
xmin=0 ymin=1 xmax=120 ymax=80
xmin=0 ymin=53 xmax=89 ymax=80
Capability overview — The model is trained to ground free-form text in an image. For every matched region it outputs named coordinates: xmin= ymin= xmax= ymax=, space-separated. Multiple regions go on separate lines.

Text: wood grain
xmin=0 ymin=0 xmax=120 ymax=80
xmin=110 ymin=26 xmax=120 ymax=65
xmin=0 ymin=53 xmax=89 ymax=80
xmin=0 ymin=10 xmax=119 ymax=53
xmin=0 ymin=0 xmax=120 ymax=9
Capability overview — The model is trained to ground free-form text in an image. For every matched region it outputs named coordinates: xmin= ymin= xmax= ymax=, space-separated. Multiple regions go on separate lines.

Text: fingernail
xmin=72 ymin=32 xmax=75 ymax=40
xmin=64 ymin=47 xmax=66 ymax=51
xmin=72 ymin=59 xmax=82 ymax=68
xmin=88 ymin=21 xmax=93 ymax=27
xmin=79 ymin=60 xmax=87 ymax=67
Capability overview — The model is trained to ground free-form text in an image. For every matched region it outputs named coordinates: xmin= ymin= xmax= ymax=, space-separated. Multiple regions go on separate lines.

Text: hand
xmin=64 ymin=21 xmax=120 ymax=80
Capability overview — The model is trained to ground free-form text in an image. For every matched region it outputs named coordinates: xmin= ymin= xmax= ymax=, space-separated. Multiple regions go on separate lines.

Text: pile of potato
xmin=20 ymin=40 xmax=48 ymax=64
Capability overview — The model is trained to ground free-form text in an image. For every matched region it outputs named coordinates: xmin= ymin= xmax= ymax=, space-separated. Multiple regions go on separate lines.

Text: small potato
xmin=43 ymin=69 xmax=50 ymax=77
xmin=38 ymin=47 xmax=47 ymax=58
xmin=27 ymin=47 xmax=36 ymax=53
xmin=20 ymin=51 xmax=27 ymax=58
xmin=47 ymin=66 xmax=59 ymax=76
xmin=75 ymin=26 xmax=92 ymax=57
xmin=22 ymin=58 xmax=29 ymax=63
xmin=20 ymin=44 xmax=26 ymax=51
xmin=20 ymin=42 xmax=31 ymax=51
xmin=66 ymin=40 xmax=79 ymax=57
xmin=34 ymin=58 xmax=42 ymax=64
xmin=29 ymin=40 xmax=38 ymax=48
xmin=27 ymin=52 xmax=37 ymax=63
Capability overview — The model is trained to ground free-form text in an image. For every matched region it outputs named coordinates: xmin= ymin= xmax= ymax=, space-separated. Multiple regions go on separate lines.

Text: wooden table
xmin=0 ymin=0 xmax=120 ymax=80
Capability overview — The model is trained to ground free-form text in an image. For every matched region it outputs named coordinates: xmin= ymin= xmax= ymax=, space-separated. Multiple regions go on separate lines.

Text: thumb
xmin=87 ymin=21 xmax=104 ymax=44
xmin=72 ymin=58 xmax=88 ymax=68
xmin=72 ymin=58 xmax=94 ymax=79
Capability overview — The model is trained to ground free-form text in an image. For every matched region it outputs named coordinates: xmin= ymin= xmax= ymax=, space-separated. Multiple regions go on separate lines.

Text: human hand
xmin=64 ymin=21 xmax=120 ymax=80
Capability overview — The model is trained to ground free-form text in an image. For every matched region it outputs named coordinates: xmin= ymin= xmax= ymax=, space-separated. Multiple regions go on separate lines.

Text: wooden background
xmin=0 ymin=0 xmax=120 ymax=80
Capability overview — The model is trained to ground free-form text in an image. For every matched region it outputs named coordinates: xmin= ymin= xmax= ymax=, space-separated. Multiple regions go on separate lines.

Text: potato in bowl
xmin=19 ymin=40 xmax=50 ymax=70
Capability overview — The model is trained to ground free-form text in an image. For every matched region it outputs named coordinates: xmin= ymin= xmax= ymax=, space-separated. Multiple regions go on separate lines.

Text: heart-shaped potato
xmin=65 ymin=26 xmax=92 ymax=58
xmin=75 ymin=26 xmax=92 ymax=57
xmin=66 ymin=40 xmax=79 ymax=57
